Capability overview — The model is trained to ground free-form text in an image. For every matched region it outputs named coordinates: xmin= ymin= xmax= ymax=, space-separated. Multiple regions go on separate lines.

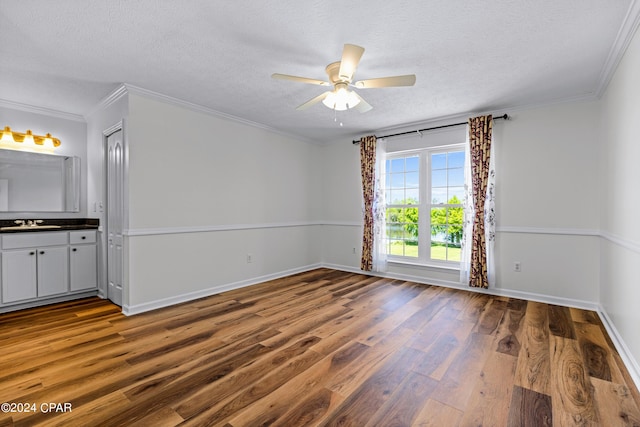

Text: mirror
xmin=0 ymin=149 xmax=80 ymax=212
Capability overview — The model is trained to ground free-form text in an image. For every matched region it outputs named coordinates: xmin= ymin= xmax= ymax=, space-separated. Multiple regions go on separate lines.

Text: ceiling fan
xmin=272 ymin=44 xmax=416 ymax=112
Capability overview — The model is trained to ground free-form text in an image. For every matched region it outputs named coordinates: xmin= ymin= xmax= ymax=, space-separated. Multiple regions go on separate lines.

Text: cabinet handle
xmin=29 ymin=251 xmax=35 ymax=255
xmin=72 ymin=248 xmax=77 ymax=252
xmin=39 ymin=251 xmax=45 ymax=255
xmin=81 ymin=236 xmax=86 ymax=239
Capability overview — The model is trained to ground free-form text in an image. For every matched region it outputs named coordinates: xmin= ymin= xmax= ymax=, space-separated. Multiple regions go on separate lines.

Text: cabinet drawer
xmin=2 ymin=232 xmax=68 ymax=250
xmin=70 ymin=230 xmax=96 ymax=244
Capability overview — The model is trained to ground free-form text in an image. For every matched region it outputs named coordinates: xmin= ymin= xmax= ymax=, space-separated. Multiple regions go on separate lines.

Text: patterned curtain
xmin=360 ymin=136 xmax=387 ymax=271
xmin=360 ymin=135 xmax=376 ymax=271
xmin=460 ymin=115 xmax=496 ymax=288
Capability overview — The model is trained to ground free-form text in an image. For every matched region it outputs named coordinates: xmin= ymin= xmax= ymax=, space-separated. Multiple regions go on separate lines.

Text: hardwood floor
xmin=1 ymin=268 xmax=639 ymax=426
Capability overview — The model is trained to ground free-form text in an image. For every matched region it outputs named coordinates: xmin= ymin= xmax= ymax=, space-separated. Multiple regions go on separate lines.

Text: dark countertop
xmin=0 ymin=218 xmax=99 ymax=233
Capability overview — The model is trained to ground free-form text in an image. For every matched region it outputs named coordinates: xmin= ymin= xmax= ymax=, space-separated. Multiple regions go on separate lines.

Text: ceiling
xmin=1 ymin=0 xmax=638 ymax=143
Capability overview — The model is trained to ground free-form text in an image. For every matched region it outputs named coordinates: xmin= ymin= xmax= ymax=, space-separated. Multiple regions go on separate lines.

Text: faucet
xmin=14 ymin=219 xmax=43 ymax=227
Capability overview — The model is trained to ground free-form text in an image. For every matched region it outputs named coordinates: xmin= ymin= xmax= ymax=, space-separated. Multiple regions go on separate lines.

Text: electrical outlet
xmin=514 ymin=262 xmax=521 ymax=272
xmin=246 ymin=253 xmax=253 ymax=263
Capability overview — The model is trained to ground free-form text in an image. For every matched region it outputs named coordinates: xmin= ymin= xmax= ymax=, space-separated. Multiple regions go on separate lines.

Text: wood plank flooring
xmin=1 ymin=268 xmax=639 ymax=426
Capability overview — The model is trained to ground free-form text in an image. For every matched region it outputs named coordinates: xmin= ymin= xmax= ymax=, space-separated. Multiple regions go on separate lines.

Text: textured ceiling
xmin=1 ymin=0 xmax=638 ymax=142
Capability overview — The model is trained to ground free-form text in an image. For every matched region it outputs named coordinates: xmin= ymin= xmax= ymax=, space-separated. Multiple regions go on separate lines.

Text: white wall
xmin=123 ymin=93 xmax=323 ymax=310
xmin=494 ymin=102 xmax=601 ymax=303
xmin=0 ymin=106 xmax=88 ymax=218
xmin=599 ymin=24 xmax=640 ymax=378
xmin=320 ymin=101 xmax=602 ymax=304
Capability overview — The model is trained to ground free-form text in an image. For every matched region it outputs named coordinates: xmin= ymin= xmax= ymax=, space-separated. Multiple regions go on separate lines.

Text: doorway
xmin=105 ymin=127 xmax=124 ymax=306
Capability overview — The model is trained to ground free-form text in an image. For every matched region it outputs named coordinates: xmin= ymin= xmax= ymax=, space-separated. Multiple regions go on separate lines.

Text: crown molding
xmin=84 ymin=84 xmax=129 ymax=119
xmin=0 ymin=98 xmax=85 ymax=122
xmin=595 ymin=0 xmax=640 ymax=97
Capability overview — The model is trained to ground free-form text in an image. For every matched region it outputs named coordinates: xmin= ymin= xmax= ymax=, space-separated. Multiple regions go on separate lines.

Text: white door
xmin=107 ymin=129 xmax=124 ymax=306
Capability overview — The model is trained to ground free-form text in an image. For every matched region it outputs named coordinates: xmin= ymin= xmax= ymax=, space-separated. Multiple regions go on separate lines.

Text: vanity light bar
xmin=1 ymin=126 xmax=61 ymax=148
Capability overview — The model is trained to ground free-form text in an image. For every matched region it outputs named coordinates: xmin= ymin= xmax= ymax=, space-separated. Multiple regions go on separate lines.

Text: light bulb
xmin=346 ymin=91 xmax=361 ymax=109
xmin=43 ymin=133 xmax=55 ymax=149
xmin=322 ymin=91 xmax=337 ymax=110
xmin=322 ymin=88 xmax=360 ymax=111
xmin=1 ymin=126 xmax=15 ymax=144
xmin=23 ymin=130 xmax=37 ymax=147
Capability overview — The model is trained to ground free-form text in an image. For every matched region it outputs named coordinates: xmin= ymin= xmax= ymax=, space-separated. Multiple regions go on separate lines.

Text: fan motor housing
xmin=325 ymin=62 xmax=346 ymax=84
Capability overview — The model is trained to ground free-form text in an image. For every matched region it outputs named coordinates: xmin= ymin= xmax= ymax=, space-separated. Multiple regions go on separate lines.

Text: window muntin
xmin=384 ymin=146 xmax=465 ymax=265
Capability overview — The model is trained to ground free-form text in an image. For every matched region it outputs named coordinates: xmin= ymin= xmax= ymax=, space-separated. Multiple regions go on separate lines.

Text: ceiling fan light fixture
xmin=322 ymin=86 xmax=361 ymax=111
xmin=274 ymin=44 xmax=414 ymax=112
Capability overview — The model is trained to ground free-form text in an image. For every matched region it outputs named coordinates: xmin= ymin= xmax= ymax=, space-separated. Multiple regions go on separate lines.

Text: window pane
xmin=389 ymin=240 xmax=403 ymax=255
xmin=387 ymin=223 xmax=403 ymax=238
xmin=432 ymin=188 xmax=447 ymax=204
xmin=432 ymin=169 xmax=446 ymax=187
xmin=405 ymin=188 xmax=419 ymax=203
xmin=430 ymin=241 xmax=447 ymax=261
xmin=405 ymin=172 xmax=419 ymax=188
xmin=390 ymin=189 xmax=404 ymax=204
xmin=406 ymin=156 xmax=419 ymax=171
xmin=430 ymin=208 xmax=447 ymax=236
xmin=448 ymin=207 xmax=464 ymax=226
xmin=447 ymin=244 xmax=461 ymax=261
xmin=404 ymin=241 xmax=418 ymax=257
xmin=448 ymin=151 xmax=465 ymax=168
xmin=432 ymin=153 xmax=446 ymax=169
xmin=390 ymin=173 xmax=404 ymax=189
xmin=448 ymin=167 xmax=464 ymax=186
xmin=448 ymin=186 xmax=465 ymax=203
xmin=390 ymin=158 xmax=404 ymax=173
xmin=404 ymin=207 xmax=419 ymax=238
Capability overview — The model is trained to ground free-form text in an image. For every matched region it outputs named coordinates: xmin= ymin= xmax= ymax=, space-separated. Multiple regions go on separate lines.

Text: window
xmin=384 ymin=145 xmax=465 ymax=265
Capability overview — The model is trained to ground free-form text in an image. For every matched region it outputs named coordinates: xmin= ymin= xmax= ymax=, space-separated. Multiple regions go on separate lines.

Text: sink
xmin=0 ymin=225 xmax=62 ymax=230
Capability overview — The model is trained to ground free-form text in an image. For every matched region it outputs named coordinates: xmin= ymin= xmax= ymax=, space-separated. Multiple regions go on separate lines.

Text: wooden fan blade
xmin=354 ymin=74 xmax=416 ymax=89
xmin=338 ymin=44 xmax=365 ymax=81
xmin=296 ymin=92 xmax=330 ymax=110
xmin=353 ymin=92 xmax=373 ymax=113
xmin=272 ymin=73 xmax=330 ymax=86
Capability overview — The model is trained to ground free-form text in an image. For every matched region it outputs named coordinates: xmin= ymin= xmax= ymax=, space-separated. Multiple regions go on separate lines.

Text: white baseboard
xmin=322 ymin=262 xmax=600 ymax=310
xmin=597 ymin=306 xmax=640 ymax=393
xmin=122 ymin=263 xmax=322 ymax=316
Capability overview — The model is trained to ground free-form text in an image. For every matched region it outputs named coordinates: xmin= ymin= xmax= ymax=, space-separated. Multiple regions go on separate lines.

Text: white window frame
xmin=384 ymin=143 xmax=465 ymax=268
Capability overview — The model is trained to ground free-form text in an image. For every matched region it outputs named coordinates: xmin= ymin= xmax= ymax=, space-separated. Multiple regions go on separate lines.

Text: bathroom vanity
xmin=0 ymin=219 xmax=99 ymax=313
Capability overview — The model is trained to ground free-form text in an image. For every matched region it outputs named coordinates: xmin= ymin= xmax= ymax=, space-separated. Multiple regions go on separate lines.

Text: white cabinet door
xmin=1 ymin=250 xmax=37 ymax=303
xmin=37 ymin=246 xmax=69 ymax=297
xmin=70 ymin=245 xmax=97 ymax=291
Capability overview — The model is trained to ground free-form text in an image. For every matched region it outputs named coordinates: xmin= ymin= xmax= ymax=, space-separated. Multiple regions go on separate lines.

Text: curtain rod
xmin=351 ymin=113 xmax=509 ymax=144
